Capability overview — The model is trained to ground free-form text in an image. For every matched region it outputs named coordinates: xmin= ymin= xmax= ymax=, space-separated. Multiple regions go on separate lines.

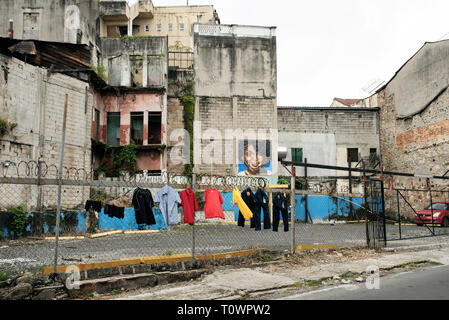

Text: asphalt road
xmin=282 ymin=265 xmax=449 ymax=300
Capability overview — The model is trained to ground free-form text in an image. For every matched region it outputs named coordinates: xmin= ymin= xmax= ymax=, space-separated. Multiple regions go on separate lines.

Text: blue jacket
xmin=155 ymin=185 xmax=181 ymax=226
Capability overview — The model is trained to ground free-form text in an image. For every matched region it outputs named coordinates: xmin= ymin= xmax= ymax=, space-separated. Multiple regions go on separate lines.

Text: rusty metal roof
xmin=1 ymin=37 xmax=91 ymax=71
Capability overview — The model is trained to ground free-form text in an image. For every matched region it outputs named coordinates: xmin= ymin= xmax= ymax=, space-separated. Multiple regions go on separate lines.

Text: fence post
xmin=291 ymin=165 xmax=296 ymax=254
xmin=396 ymin=190 xmax=402 ymax=240
xmin=380 ymin=180 xmax=387 ymax=247
xmin=191 ymin=168 xmax=196 ymax=261
xmin=428 ymin=179 xmax=434 ymax=235
xmin=54 ymin=94 xmax=69 ymax=274
xmin=348 ymin=162 xmax=354 ymax=220
xmin=304 ymin=158 xmax=309 ymax=223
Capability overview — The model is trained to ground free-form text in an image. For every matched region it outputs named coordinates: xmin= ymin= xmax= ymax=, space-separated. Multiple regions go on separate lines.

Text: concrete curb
xmin=384 ymin=242 xmax=449 ymax=253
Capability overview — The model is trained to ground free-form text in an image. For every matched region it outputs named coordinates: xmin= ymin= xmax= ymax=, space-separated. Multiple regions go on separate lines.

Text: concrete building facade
xmin=0 ymin=48 xmax=93 ymax=211
xmin=99 ymin=1 xmax=220 ymax=51
xmin=192 ymin=23 xmax=278 ymax=179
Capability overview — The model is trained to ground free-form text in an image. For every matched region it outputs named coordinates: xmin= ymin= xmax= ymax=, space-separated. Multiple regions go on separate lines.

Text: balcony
xmin=168 ymin=51 xmax=194 ymax=70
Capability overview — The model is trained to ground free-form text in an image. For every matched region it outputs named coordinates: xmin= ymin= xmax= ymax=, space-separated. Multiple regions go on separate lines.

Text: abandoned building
xmin=1 ymin=1 xmax=448 ymax=217
xmin=277 ymin=105 xmax=380 ymax=192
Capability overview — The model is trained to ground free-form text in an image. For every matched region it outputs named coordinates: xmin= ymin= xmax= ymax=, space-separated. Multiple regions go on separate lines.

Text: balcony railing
xmin=168 ymin=51 xmax=194 ymax=70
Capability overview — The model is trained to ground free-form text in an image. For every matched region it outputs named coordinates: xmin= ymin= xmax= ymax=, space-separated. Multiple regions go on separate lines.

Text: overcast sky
xmin=130 ymin=0 xmax=449 ymax=107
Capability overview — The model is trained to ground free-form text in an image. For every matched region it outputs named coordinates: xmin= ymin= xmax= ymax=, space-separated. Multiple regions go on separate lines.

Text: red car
xmin=415 ymin=202 xmax=449 ymax=227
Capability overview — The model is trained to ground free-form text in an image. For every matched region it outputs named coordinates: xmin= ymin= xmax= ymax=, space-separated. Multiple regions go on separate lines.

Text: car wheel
xmin=441 ymin=217 xmax=449 ymax=228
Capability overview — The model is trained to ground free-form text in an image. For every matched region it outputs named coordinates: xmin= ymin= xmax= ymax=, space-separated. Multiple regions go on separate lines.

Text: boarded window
xmin=130 ymin=56 xmax=143 ymax=87
xmin=107 ymin=112 xmax=121 ymax=147
xmin=148 ymin=55 xmax=163 ymax=86
xmin=131 ymin=112 xmax=144 ymax=145
xmin=23 ymin=13 xmax=39 ymax=39
xmin=291 ymin=148 xmax=303 ymax=163
xmin=94 ymin=109 xmax=100 ymax=141
xmin=108 ymin=56 xmax=121 ymax=86
xmin=107 ymin=26 xmax=121 ymax=37
xmin=148 ymin=112 xmax=162 ymax=145
xmin=347 ymin=148 xmax=359 ymax=163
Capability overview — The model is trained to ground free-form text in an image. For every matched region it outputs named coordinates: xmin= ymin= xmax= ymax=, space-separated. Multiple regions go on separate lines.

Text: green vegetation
xmin=165 ymin=250 xmax=173 ymax=256
xmin=10 ymin=205 xmax=29 ymax=238
xmin=0 ymin=117 xmax=17 ymax=136
xmin=110 ymin=289 xmax=121 ymax=295
xmin=91 ymin=64 xmax=107 ymax=81
xmin=181 ymin=81 xmax=195 ymax=177
xmin=94 ymin=142 xmax=138 ymax=178
xmin=305 ymin=279 xmax=323 ymax=287
xmin=340 ymin=271 xmax=357 ymax=280
xmin=277 ymin=177 xmax=307 ymax=190
xmin=90 ymin=188 xmax=110 ymax=202
xmin=0 ymin=267 xmax=10 ymax=281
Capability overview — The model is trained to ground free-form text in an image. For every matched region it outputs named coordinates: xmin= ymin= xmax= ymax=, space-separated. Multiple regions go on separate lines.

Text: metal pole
xmin=380 ymin=180 xmax=387 ymax=247
xmin=191 ymin=167 xmax=196 ymax=260
xmin=304 ymin=158 xmax=309 ymax=223
xmin=53 ymin=94 xmax=69 ymax=274
xmin=396 ymin=190 xmax=402 ymax=240
xmin=348 ymin=162 xmax=353 ymax=220
xmin=428 ymin=179 xmax=434 ymax=235
xmin=291 ymin=165 xmax=296 ymax=254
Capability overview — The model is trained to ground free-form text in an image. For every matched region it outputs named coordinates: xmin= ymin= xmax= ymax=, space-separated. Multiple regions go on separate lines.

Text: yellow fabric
xmin=233 ymin=187 xmax=253 ymax=221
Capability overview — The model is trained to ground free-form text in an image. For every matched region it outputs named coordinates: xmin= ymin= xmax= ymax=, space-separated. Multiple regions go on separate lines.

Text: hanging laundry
xmin=272 ymin=192 xmax=289 ymax=232
xmin=204 ymin=189 xmax=225 ymax=220
xmin=233 ymin=187 xmax=253 ymax=227
xmin=179 ymin=188 xmax=199 ymax=225
xmin=85 ymin=200 xmax=102 ymax=213
xmin=156 ymin=185 xmax=182 ymax=226
xmin=104 ymin=204 xmax=125 ymax=219
xmin=237 ymin=187 xmax=257 ymax=229
xmin=255 ymin=188 xmax=271 ymax=230
xmin=132 ymin=188 xmax=156 ymax=225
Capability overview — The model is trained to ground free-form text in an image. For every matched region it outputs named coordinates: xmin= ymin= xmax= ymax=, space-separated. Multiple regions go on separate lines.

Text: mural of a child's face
xmin=244 ymin=144 xmax=262 ymax=175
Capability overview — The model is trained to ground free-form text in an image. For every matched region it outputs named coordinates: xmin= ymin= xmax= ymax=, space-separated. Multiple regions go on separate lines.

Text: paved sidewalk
xmin=113 ymin=242 xmax=449 ymax=300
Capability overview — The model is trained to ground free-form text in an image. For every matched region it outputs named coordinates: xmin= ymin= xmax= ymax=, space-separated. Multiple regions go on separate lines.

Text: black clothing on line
xmin=104 ymin=204 xmax=125 ymax=219
xmin=255 ymin=188 xmax=271 ymax=230
xmin=132 ymin=187 xmax=156 ymax=225
xmin=85 ymin=200 xmax=102 ymax=213
xmin=238 ymin=188 xmax=257 ymax=229
xmin=272 ymin=192 xmax=289 ymax=232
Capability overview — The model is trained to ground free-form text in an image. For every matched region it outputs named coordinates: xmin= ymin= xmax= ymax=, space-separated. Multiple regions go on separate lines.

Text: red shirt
xmin=204 ymin=189 xmax=225 ymax=219
xmin=179 ymin=188 xmax=199 ymax=225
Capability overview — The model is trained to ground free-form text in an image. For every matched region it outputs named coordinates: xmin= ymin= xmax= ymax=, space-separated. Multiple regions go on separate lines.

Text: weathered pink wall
xmin=91 ymin=88 xmax=166 ymax=171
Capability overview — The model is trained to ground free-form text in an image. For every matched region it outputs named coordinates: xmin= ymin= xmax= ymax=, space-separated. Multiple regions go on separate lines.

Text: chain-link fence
xmin=0 ymin=160 xmax=373 ymax=274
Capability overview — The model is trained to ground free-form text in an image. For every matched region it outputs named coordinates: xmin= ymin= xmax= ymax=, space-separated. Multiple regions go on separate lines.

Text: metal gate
xmin=365 ymin=179 xmax=387 ymax=249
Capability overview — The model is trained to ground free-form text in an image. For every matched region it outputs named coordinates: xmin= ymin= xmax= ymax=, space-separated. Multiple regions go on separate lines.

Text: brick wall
xmin=378 ymin=87 xmax=449 ymax=219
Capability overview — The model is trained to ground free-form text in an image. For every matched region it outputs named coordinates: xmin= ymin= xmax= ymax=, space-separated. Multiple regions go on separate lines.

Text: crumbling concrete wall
xmin=0 ymin=54 xmax=92 ymax=211
xmin=100 ymin=37 xmax=168 ymax=88
xmin=0 ymin=0 xmax=100 ymax=46
xmin=384 ymin=40 xmax=449 ymax=119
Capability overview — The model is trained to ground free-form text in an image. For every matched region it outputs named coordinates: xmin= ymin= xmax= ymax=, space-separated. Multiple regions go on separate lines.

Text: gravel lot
xmin=0 ymin=222 xmax=448 ymax=274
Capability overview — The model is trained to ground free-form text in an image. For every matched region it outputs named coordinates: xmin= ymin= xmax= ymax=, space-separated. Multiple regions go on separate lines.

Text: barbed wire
xmin=0 ymin=160 xmax=269 ymax=189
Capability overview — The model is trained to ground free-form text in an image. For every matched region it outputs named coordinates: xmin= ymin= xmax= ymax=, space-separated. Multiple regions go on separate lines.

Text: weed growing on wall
xmin=0 ymin=117 xmax=17 ymax=136
xmin=91 ymin=64 xmax=107 ymax=81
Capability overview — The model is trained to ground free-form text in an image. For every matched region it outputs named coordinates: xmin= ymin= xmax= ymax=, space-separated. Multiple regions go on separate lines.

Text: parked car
xmin=415 ymin=202 xmax=449 ymax=227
